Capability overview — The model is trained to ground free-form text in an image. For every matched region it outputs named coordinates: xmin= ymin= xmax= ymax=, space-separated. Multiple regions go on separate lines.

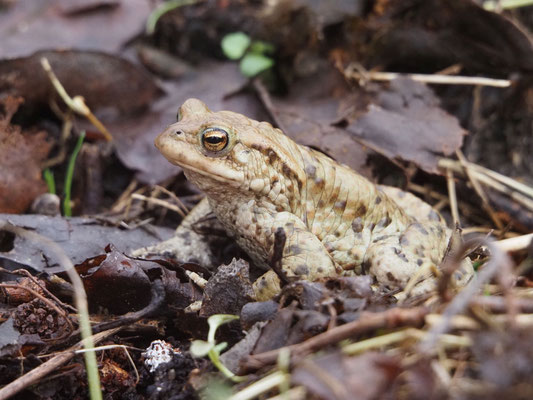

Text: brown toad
xmin=155 ymin=99 xmax=473 ymax=300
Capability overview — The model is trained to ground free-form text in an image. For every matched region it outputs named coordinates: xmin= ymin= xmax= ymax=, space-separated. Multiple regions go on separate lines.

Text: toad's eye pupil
xmin=201 ymin=128 xmax=229 ymax=152
xmin=205 ymin=136 xmax=223 ymax=144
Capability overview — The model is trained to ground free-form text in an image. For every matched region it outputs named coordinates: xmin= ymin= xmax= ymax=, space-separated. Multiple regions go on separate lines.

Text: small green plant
xmin=221 ymin=32 xmax=274 ymax=77
xmin=43 ymin=168 xmax=56 ymax=194
xmin=63 ymin=131 xmax=85 ymax=217
xmin=190 ymin=314 xmax=245 ymax=382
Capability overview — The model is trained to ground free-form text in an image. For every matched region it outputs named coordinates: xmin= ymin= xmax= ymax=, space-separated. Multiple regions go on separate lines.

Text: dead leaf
xmin=0 ymin=0 xmax=152 ymax=59
xmin=0 ymin=214 xmax=173 ymax=272
xmin=273 ymin=66 xmax=467 ymax=175
xmin=347 ymin=78 xmax=467 ymax=174
xmin=292 ymin=351 xmax=401 ymax=400
xmin=0 ymin=97 xmax=50 ymax=213
xmin=77 ymin=246 xmax=203 ymax=313
xmin=0 ymin=50 xmax=163 ymax=117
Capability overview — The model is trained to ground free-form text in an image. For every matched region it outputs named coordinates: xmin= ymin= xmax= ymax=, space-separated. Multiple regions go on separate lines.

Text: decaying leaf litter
xmin=0 ymin=0 xmax=532 ymax=398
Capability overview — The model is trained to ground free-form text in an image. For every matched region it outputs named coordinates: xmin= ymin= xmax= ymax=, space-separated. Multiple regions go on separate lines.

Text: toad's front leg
xmin=242 ymin=210 xmax=340 ymax=301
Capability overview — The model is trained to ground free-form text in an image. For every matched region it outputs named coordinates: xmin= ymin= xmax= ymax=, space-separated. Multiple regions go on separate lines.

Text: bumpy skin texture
xmin=155 ymin=99 xmax=472 ymax=300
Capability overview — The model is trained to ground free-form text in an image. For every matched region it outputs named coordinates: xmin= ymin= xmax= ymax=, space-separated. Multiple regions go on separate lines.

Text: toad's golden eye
xmin=201 ymin=128 xmax=229 ymax=152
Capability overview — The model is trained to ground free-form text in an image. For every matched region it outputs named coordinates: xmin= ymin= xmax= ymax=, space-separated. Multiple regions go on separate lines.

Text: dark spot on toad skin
xmin=375 ymin=196 xmax=382 ymax=205
xmin=412 ymin=223 xmax=429 ymax=236
xmin=352 ymin=217 xmax=363 ymax=232
xmin=376 ymin=216 xmax=392 ymax=229
xmin=373 ymin=234 xmax=393 ymax=243
xmin=386 ymin=272 xmax=398 ymax=283
xmin=251 ymin=143 xmax=267 ymax=152
xmin=400 ymin=235 xmax=409 ymax=246
xmin=428 ymin=210 xmax=440 ymax=221
xmin=255 ymin=226 xmax=261 ymax=235
xmin=317 ymin=267 xmax=324 ymax=273
xmin=368 ymin=223 xmax=375 ymax=231
xmin=288 ymin=245 xmax=302 ymax=255
xmin=357 ymin=205 xmax=367 ymax=216
xmin=396 ymin=252 xmax=408 ymax=262
xmin=271 ymin=177 xmax=279 ymax=185
xmin=295 ymin=264 xmax=309 ymax=276
xmin=268 ymin=149 xmax=279 ymax=164
xmin=276 ymin=205 xmax=284 ymax=212
xmin=315 ymin=177 xmax=325 ymax=187
xmin=417 ymin=259 xmax=423 ymax=266
xmin=335 ymin=200 xmax=346 ymax=210
xmin=305 ymin=164 xmax=317 ymax=177
xmin=318 ymin=200 xmax=325 ymax=208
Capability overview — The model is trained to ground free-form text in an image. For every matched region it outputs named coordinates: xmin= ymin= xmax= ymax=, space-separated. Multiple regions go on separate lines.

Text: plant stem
xmin=63 ymin=131 xmax=85 ymax=217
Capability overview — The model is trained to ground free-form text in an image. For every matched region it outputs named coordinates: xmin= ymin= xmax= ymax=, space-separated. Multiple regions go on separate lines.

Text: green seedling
xmin=43 ymin=168 xmax=56 ymax=194
xmin=221 ymin=32 xmax=274 ymax=77
xmin=190 ymin=314 xmax=245 ymax=382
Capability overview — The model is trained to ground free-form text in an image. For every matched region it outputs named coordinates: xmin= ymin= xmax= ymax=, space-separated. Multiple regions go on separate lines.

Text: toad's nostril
xmin=174 ymin=130 xmax=183 ymax=136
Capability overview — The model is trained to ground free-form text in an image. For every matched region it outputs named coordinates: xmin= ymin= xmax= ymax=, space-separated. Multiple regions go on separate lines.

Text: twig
xmin=342 ymin=328 xmax=471 ymax=356
xmin=132 ymin=193 xmax=187 ymax=218
xmin=344 ymin=67 xmax=512 ymax=88
xmin=0 ymin=267 xmax=76 ymax=313
xmin=243 ymin=307 xmax=428 ymax=369
xmin=229 ymin=371 xmax=289 ymax=400
xmin=154 ymin=185 xmax=190 ymax=213
xmin=495 ymin=233 xmax=533 ymax=253
xmin=40 ymin=57 xmax=113 ymax=142
xmin=484 ymin=0 xmax=533 ymax=11
xmin=253 ymin=79 xmax=289 ymax=133
xmin=456 ymin=150 xmax=504 ymax=230
xmin=420 ymin=238 xmax=514 ymax=355
xmin=438 ymin=158 xmax=533 ymax=212
xmin=446 ymin=169 xmax=460 ymax=226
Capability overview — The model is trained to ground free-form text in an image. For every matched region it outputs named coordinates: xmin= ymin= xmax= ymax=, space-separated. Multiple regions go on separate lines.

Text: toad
xmin=155 ymin=99 xmax=473 ymax=300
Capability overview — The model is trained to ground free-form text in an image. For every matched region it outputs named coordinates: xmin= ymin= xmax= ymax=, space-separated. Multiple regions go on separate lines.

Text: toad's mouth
xmin=179 ymin=161 xmax=241 ymax=184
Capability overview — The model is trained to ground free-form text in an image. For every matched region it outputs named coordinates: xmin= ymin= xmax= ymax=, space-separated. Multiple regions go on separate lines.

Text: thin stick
xmin=446 ymin=169 xmax=460 ymax=226
xmin=244 ymin=307 xmax=428 ymax=369
xmin=420 ymin=239 xmax=513 ymax=354
xmin=40 ymin=57 xmax=113 ymax=142
xmin=456 ymin=150 xmax=504 ymax=230
xmin=495 ymin=233 xmax=533 ymax=253
xmin=132 ymin=193 xmax=187 ymax=218
xmin=345 ymin=68 xmax=512 ymax=88
xmin=154 ymin=185 xmax=190 ymax=213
